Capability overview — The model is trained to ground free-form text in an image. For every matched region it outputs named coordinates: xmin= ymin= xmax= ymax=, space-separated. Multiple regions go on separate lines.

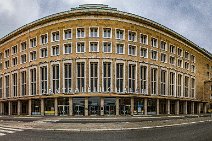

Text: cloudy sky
xmin=0 ymin=0 xmax=211 ymax=53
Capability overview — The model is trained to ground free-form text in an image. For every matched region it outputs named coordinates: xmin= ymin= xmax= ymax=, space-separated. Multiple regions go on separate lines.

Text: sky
xmin=0 ymin=0 xmax=211 ymax=53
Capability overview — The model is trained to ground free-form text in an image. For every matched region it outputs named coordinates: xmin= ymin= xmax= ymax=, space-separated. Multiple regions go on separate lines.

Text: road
xmin=0 ymin=121 xmax=212 ymax=141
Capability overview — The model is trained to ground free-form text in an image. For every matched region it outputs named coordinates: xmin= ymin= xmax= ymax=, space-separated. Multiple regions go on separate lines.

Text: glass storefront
xmin=179 ymin=101 xmax=184 ymax=114
xmin=12 ymin=101 xmax=18 ymax=115
xmin=170 ymin=100 xmax=175 ymax=114
xmin=44 ymin=98 xmax=55 ymax=115
xmin=134 ymin=98 xmax=144 ymax=115
xmin=73 ymin=98 xmax=84 ymax=116
xmin=119 ymin=98 xmax=131 ymax=115
xmin=32 ymin=99 xmax=41 ymax=115
xmin=104 ymin=98 xmax=116 ymax=115
xmin=3 ymin=102 xmax=8 ymax=115
xmin=58 ymin=98 xmax=69 ymax=116
xmin=21 ymin=100 xmax=28 ymax=115
xmin=159 ymin=99 xmax=166 ymax=114
xmin=88 ymin=97 xmax=100 ymax=115
xmin=147 ymin=99 xmax=156 ymax=115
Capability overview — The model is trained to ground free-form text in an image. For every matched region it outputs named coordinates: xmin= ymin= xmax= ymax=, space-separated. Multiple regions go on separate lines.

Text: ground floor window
xmin=73 ymin=98 xmax=85 ymax=116
xmin=119 ymin=98 xmax=131 ymax=115
xmin=147 ymin=99 xmax=156 ymax=115
xmin=88 ymin=97 xmax=100 ymax=115
xmin=32 ymin=99 xmax=41 ymax=115
xmin=134 ymin=98 xmax=144 ymax=115
xmin=104 ymin=98 xmax=116 ymax=115
xmin=44 ymin=99 xmax=55 ymax=115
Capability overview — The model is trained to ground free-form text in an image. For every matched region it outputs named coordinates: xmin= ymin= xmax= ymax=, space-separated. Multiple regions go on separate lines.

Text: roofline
xmin=0 ymin=4 xmax=211 ymax=59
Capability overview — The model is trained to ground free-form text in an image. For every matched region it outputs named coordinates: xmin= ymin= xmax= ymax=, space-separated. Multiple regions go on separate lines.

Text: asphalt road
xmin=1 ymin=121 xmax=212 ymax=141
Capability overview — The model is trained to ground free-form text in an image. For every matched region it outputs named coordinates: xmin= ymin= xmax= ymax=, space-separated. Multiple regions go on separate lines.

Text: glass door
xmin=58 ymin=105 xmax=69 ymax=116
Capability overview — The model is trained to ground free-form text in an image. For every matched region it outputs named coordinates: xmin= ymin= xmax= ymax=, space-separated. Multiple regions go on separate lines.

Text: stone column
xmin=166 ymin=99 xmax=170 ymax=115
xmin=85 ymin=97 xmax=88 ymax=116
xmin=156 ymin=99 xmax=160 ymax=115
xmin=130 ymin=97 xmax=134 ymax=116
xmin=175 ymin=100 xmax=179 ymax=115
xmin=8 ymin=101 xmax=11 ymax=115
xmin=54 ymin=98 xmax=58 ymax=116
xmin=69 ymin=97 xmax=73 ymax=116
xmin=191 ymin=102 xmax=194 ymax=115
xmin=116 ymin=97 xmax=119 ymax=116
xmin=183 ymin=101 xmax=187 ymax=114
xmin=144 ymin=98 xmax=148 ymax=115
xmin=41 ymin=99 xmax=44 ymax=116
xmin=28 ymin=99 xmax=32 ymax=116
xmin=203 ymin=103 xmax=207 ymax=114
xmin=17 ymin=100 xmax=21 ymax=115
xmin=100 ymin=97 xmax=104 ymax=116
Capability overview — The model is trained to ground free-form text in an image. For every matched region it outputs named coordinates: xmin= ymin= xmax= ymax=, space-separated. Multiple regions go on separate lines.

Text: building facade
xmin=0 ymin=4 xmax=212 ymax=116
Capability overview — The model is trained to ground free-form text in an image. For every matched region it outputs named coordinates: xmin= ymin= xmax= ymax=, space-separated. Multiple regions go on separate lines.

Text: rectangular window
xmin=116 ymin=63 xmax=124 ymax=93
xmin=89 ymin=42 xmax=99 ymax=52
xmin=12 ymin=57 xmax=18 ymax=66
xmin=21 ymin=42 xmax=27 ymax=51
xmin=191 ymin=78 xmax=195 ymax=98
xmin=40 ymin=48 xmax=48 ymax=58
xmin=160 ymin=70 xmax=166 ymax=96
xmin=140 ymin=65 xmax=147 ymax=94
xmin=90 ymin=62 xmax=98 ymax=92
xmin=5 ymin=75 xmax=9 ymax=97
xmin=64 ymin=29 xmax=72 ymax=40
xmin=184 ymin=62 xmax=189 ymax=70
xmin=184 ymin=76 xmax=189 ymax=97
xmin=21 ymin=71 xmax=26 ymax=96
xmin=151 ymin=37 xmax=158 ymax=47
xmin=140 ymin=34 xmax=148 ymax=45
xmin=140 ymin=48 xmax=147 ymax=58
xmin=116 ymin=44 xmax=124 ymax=54
xmin=77 ymin=28 xmax=85 ymax=38
xmin=77 ymin=62 xmax=85 ymax=92
xmin=103 ymin=42 xmax=112 ymax=53
xmin=40 ymin=66 xmax=47 ymax=94
xmin=185 ymin=51 xmax=189 ymax=60
xmin=128 ymin=45 xmax=136 ymax=56
xmin=191 ymin=65 xmax=195 ymax=73
xmin=64 ymin=63 xmax=72 ymax=93
xmin=177 ymin=74 xmax=182 ymax=97
xmin=169 ymin=45 xmax=175 ymax=54
xmin=52 ymin=64 xmax=60 ymax=93
xmin=90 ymin=27 xmax=98 ymax=37
xmin=12 ymin=45 xmax=18 ymax=54
xmin=41 ymin=34 xmax=48 ymax=44
xmin=116 ymin=29 xmax=124 ymax=40
xmin=160 ymin=41 xmax=166 ymax=51
xmin=128 ymin=64 xmax=136 ymax=93
xmin=30 ymin=51 xmax=36 ymax=61
xmin=5 ymin=49 xmax=10 ymax=58
xmin=103 ymin=28 xmax=111 ymax=38
xmin=12 ymin=73 xmax=18 ymax=97
xmin=170 ymin=72 xmax=175 ymax=96
xmin=170 ymin=56 xmax=175 ymax=65
xmin=77 ymin=42 xmax=85 ymax=53
xmin=151 ymin=50 xmax=157 ymax=60
xmin=30 ymin=68 xmax=36 ymax=95
xmin=0 ymin=77 xmax=2 ymax=98
xmin=103 ymin=62 xmax=111 ymax=92
xmin=177 ymin=48 xmax=182 ymax=57
xmin=30 ymin=38 xmax=37 ymax=48
xmin=151 ymin=68 xmax=157 ymax=95
xmin=52 ymin=45 xmax=59 ymax=56
xmin=161 ymin=53 xmax=166 ymax=63
xmin=52 ymin=31 xmax=60 ymax=42
xmin=5 ymin=60 xmax=9 ymax=68
xmin=190 ymin=54 xmax=195 ymax=63
xmin=128 ymin=31 xmax=136 ymax=41
xmin=21 ymin=54 xmax=27 ymax=64
xmin=178 ymin=59 xmax=182 ymax=68
xmin=64 ymin=43 xmax=72 ymax=54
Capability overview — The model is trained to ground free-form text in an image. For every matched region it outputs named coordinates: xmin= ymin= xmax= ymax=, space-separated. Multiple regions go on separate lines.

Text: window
xmin=151 ymin=50 xmax=157 ymax=60
xmin=116 ymin=44 xmax=124 ymax=54
xmin=5 ymin=60 xmax=9 ymax=68
xmin=185 ymin=51 xmax=189 ymax=60
xmin=185 ymin=62 xmax=189 ymax=70
xmin=170 ymin=56 xmax=175 ymax=65
xmin=0 ymin=77 xmax=2 ymax=98
xmin=128 ymin=31 xmax=136 ymax=42
xmin=90 ymin=62 xmax=98 ymax=92
xmin=140 ymin=65 xmax=147 ymax=94
xmin=77 ymin=28 xmax=85 ymax=38
xmin=64 ymin=63 xmax=72 ymax=93
xmin=21 ymin=42 xmax=27 ymax=51
xmin=177 ymin=48 xmax=182 ymax=57
xmin=116 ymin=63 xmax=124 ymax=93
xmin=0 ymin=53 xmax=2 ymax=60
xmin=12 ymin=73 xmax=18 ymax=97
xmin=169 ymin=72 xmax=175 ymax=96
xmin=103 ymin=62 xmax=111 ymax=92
xmin=116 ymin=29 xmax=124 ymax=40
xmin=90 ymin=27 xmax=98 ymax=37
xmin=184 ymin=76 xmax=189 ymax=97
xmin=169 ymin=45 xmax=175 ymax=54
xmin=21 ymin=71 xmax=26 ymax=96
xmin=12 ymin=45 xmax=18 ymax=54
xmin=77 ymin=62 xmax=85 ymax=92
xmin=151 ymin=68 xmax=157 ymax=95
xmin=103 ymin=28 xmax=111 ymax=38
xmin=160 ymin=70 xmax=166 ymax=96
xmin=140 ymin=34 xmax=148 ymax=45
xmin=21 ymin=54 xmax=26 ymax=64
xmin=12 ymin=57 xmax=17 ymax=66
xmin=191 ymin=54 xmax=195 ymax=63
xmin=40 ymin=66 xmax=47 ymax=94
xmin=5 ymin=75 xmax=9 ymax=97
xmin=128 ymin=45 xmax=136 ymax=56
xmin=89 ymin=42 xmax=99 ymax=52
xmin=5 ymin=49 xmax=10 ymax=58
xmin=64 ymin=29 xmax=72 ymax=40
xmin=64 ymin=43 xmax=72 ymax=54
xmin=151 ymin=37 xmax=158 ymax=47
xmin=161 ymin=53 xmax=167 ymax=63
xmin=40 ymin=48 xmax=48 ymax=58
xmin=77 ymin=42 xmax=85 ymax=53
xmin=128 ymin=64 xmax=136 ymax=93
xmin=30 ymin=38 xmax=37 ymax=47
xmin=177 ymin=74 xmax=182 ymax=97
xmin=103 ymin=42 xmax=112 ymax=53
xmin=191 ymin=78 xmax=195 ymax=98
xmin=30 ymin=51 xmax=36 ymax=61
xmin=52 ymin=45 xmax=59 ymax=56
xmin=160 ymin=41 xmax=166 ymax=51
xmin=52 ymin=64 xmax=60 ymax=93
xmin=178 ymin=59 xmax=183 ymax=68
xmin=30 ymin=68 xmax=36 ymax=96
xmin=52 ymin=31 xmax=60 ymax=42
xmin=40 ymin=34 xmax=48 ymax=44
xmin=191 ymin=65 xmax=195 ymax=73
xmin=140 ymin=48 xmax=147 ymax=58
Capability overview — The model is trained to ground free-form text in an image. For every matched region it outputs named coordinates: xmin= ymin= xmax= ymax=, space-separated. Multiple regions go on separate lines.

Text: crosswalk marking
xmin=0 ymin=126 xmax=23 ymax=131
xmin=0 ymin=126 xmax=23 ymax=136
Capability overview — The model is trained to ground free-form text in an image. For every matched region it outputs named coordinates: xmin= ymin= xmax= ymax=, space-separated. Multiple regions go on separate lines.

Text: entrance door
xmin=120 ymin=105 xmax=131 ymax=115
xmin=89 ymin=105 xmax=99 ymax=115
xmin=74 ymin=105 xmax=84 ymax=116
xmin=58 ymin=105 xmax=69 ymax=116
xmin=104 ymin=105 xmax=115 ymax=115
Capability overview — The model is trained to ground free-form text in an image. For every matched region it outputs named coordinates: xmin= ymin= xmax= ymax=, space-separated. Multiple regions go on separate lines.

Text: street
xmin=0 ymin=121 xmax=211 ymax=141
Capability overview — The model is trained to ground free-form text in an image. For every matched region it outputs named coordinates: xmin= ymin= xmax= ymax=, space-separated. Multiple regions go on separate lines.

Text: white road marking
xmin=0 ymin=126 xmax=23 ymax=131
xmin=0 ymin=129 xmax=14 ymax=133
xmin=0 ymin=133 xmax=6 ymax=136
